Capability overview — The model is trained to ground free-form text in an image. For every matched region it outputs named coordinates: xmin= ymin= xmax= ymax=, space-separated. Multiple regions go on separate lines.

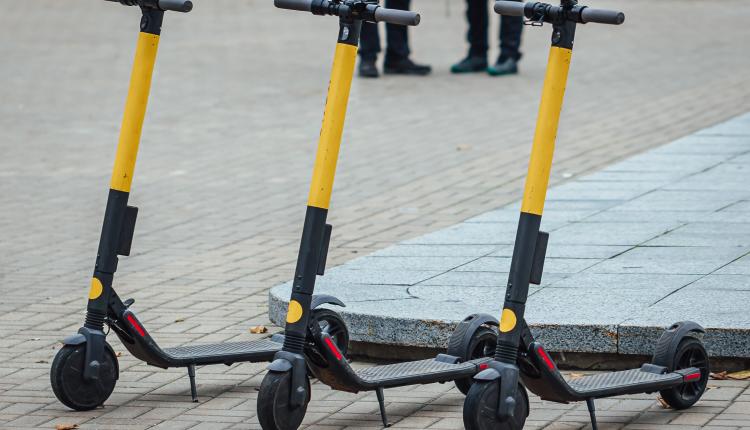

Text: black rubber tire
xmin=656 ymin=337 xmax=709 ymax=409
xmin=257 ymin=370 xmax=311 ymax=430
xmin=50 ymin=343 xmax=118 ymax=411
xmin=463 ymin=380 xmax=528 ymax=430
xmin=312 ymin=308 xmax=349 ymax=356
xmin=453 ymin=326 xmax=497 ymax=395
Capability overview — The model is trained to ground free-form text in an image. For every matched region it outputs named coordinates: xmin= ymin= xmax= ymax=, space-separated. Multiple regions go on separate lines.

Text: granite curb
xmin=270 ymin=112 xmax=750 ymax=358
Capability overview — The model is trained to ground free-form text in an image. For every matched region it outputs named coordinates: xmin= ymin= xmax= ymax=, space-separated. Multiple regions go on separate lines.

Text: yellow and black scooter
xmin=258 ymin=2 xmax=504 ymax=430
xmin=51 ymin=0 xmax=349 ymax=411
xmin=462 ymin=2 xmax=709 ymax=429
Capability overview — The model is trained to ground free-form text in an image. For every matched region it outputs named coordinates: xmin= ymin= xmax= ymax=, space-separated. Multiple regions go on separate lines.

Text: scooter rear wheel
xmin=313 ymin=308 xmax=349 ymax=355
xmin=451 ymin=326 xmax=497 ymax=394
xmin=463 ymin=380 xmax=528 ymax=430
xmin=50 ymin=343 xmax=118 ymax=411
xmin=655 ymin=337 xmax=709 ymax=409
xmin=257 ymin=370 xmax=311 ymax=430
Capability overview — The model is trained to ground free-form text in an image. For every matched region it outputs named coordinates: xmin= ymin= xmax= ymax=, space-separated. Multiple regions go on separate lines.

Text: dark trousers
xmin=359 ymin=0 xmax=410 ymax=63
xmin=466 ymin=0 xmax=523 ymax=61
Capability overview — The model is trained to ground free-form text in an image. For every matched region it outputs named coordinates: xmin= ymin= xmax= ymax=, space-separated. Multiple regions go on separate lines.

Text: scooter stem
xmin=86 ymin=8 xmax=162 ymax=324
xmin=495 ymin=20 xmax=574 ymax=363
xmin=282 ymin=18 xmax=361 ymax=354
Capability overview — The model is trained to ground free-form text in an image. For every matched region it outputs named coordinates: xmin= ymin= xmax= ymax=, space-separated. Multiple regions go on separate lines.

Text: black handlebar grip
xmin=580 ymin=7 xmax=624 ymax=24
xmin=493 ymin=1 xmax=527 ymax=17
xmin=274 ymin=0 xmax=314 ymax=12
xmin=158 ymin=0 xmax=193 ymax=12
xmin=373 ymin=7 xmax=420 ymax=26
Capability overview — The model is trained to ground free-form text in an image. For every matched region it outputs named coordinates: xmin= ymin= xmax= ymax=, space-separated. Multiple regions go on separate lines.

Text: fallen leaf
xmin=726 ymin=369 xmax=750 ymax=380
xmin=174 ymin=318 xmax=185 ymax=323
xmin=116 ymin=351 xmax=123 ymax=358
xmin=36 ymin=360 xmax=48 ymax=364
xmin=30 ymin=337 xmax=41 ymax=341
xmin=568 ymin=373 xmax=585 ymax=380
xmin=710 ymin=371 xmax=728 ymax=380
xmin=250 ymin=325 xmax=268 ymax=334
xmin=656 ymin=396 xmax=671 ymax=409
xmin=456 ymin=144 xmax=472 ymax=151
xmin=56 ymin=424 xmax=79 ymax=430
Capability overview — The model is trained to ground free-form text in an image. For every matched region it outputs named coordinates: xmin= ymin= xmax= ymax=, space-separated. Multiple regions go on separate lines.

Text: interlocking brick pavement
xmin=1 ymin=0 xmax=750 ymax=428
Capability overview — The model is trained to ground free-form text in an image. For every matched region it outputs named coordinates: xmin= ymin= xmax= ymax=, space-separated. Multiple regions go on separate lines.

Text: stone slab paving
xmin=271 ymin=112 xmax=750 ymax=358
xmin=2 ymin=0 xmax=750 ymax=428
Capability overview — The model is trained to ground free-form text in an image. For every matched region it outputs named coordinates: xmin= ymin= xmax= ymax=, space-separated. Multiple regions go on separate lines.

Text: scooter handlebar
xmin=274 ymin=0 xmax=313 ymax=12
xmin=158 ymin=0 xmax=193 ymax=12
xmin=580 ymin=7 xmax=624 ymax=24
xmin=493 ymin=1 xmax=525 ymax=17
xmin=494 ymin=0 xmax=624 ymax=25
xmin=274 ymin=0 xmax=420 ymax=26
xmin=104 ymin=0 xmax=193 ymax=12
xmin=374 ymin=7 xmax=420 ymax=26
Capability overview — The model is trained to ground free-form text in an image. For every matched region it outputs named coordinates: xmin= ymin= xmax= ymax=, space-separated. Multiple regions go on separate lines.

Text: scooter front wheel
xmin=463 ymin=380 xmax=528 ymax=430
xmin=257 ymin=370 xmax=311 ymax=430
xmin=50 ymin=343 xmax=119 ymax=411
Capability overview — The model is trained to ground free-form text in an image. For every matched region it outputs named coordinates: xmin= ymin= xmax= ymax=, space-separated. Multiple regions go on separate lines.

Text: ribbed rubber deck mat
xmin=164 ymin=338 xmax=281 ymax=359
xmin=568 ymin=368 xmax=680 ymax=394
xmin=356 ymin=359 xmax=475 ymax=383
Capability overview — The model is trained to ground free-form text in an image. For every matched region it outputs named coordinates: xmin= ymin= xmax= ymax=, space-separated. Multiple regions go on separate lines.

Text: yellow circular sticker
xmin=499 ymin=308 xmax=517 ymax=333
xmin=89 ymin=278 xmax=103 ymax=300
xmin=286 ymin=300 xmax=303 ymax=324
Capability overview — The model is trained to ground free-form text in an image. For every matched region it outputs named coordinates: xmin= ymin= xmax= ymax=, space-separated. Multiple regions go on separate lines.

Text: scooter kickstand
xmin=375 ymin=387 xmax=390 ymax=428
xmin=187 ymin=364 xmax=198 ymax=403
xmin=586 ymin=398 xmax=598 ymax=430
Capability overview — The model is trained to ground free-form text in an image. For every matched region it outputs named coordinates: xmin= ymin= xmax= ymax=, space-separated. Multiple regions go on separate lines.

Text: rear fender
xmin=311 ymin=294 xmax=345 ymax=309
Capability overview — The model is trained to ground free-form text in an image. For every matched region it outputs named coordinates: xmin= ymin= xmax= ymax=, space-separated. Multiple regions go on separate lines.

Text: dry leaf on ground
xmin=568 ymin=373 xmax=585 ymax=380
xmin=712 ymin=370 xmax=750 ymax=380
xmin=250 ymin=325 xmax=268 ymax=334
xmin=55 ymin=424 xmax=79 ymax=430
xmin=656 ymin=396 xmax=671 ymax=409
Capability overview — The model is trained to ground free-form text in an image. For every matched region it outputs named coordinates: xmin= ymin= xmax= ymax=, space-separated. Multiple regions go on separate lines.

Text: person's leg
xmin=383 ymin=0 xmax=410 ymax=64
xmin=358 ymin=21 xmax=381 ymax=77
xmin=488 ymin=2 xmax=523 ymax=76
xmin=499 ymin=12 xmax=523 ymax=61
xmin=467 ymin=0 xmax=489 ymax=59
xmin=383 ymin=0 xmax=431 ymax=75
xmin=451 ymin=0 xmax=489 ymax=73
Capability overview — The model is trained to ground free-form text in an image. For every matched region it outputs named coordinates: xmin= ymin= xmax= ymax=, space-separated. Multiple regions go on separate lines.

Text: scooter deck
xmin=567 ymin=367 xmax=687 ymax=398
xmin=355 ymin=357 xmax=488 ymax=388
xmin=162 ymin=338 xmax=282 ymax=365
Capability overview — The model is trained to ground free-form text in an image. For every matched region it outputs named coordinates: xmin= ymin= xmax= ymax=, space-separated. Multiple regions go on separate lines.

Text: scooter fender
xmin=62 ymin=333 xmax=87 ymax=346
xmin=473 ymin=367 xmax=501 ymax=381
xmin=268 ymin=351 xmax=308 ymax=407
xmin=311 ymin=294 xmax=346 ymax=309
xmin=267 ymin=358 xmax=293 ymax=372
xmin=449 ymin=313 xmax=498 ymax=360
xmin=658 ymin=321 xmax=706 ymax=370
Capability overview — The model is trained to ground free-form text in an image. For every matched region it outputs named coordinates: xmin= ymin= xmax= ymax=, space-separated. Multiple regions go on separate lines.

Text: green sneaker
xmin=487 ymin=58 xmax=518 ymax=76
xmin=450 ymin=56 xmax=488 ymax=74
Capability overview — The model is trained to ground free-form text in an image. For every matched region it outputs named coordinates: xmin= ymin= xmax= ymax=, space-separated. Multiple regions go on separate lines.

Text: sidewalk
xmin=2 ymin=0 xmax=750 ymax=428
xmin=271 ymin=112 xmax=750 ymax=358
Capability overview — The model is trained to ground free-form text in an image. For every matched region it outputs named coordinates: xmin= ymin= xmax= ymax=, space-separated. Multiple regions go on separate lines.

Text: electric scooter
xmin=257 ymin=2 xmax=502 ymax=430
xmin=50 ymin=0 xmax=348 ymax=411
xmin=462 ymin=2 xmax=710 ymax=429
